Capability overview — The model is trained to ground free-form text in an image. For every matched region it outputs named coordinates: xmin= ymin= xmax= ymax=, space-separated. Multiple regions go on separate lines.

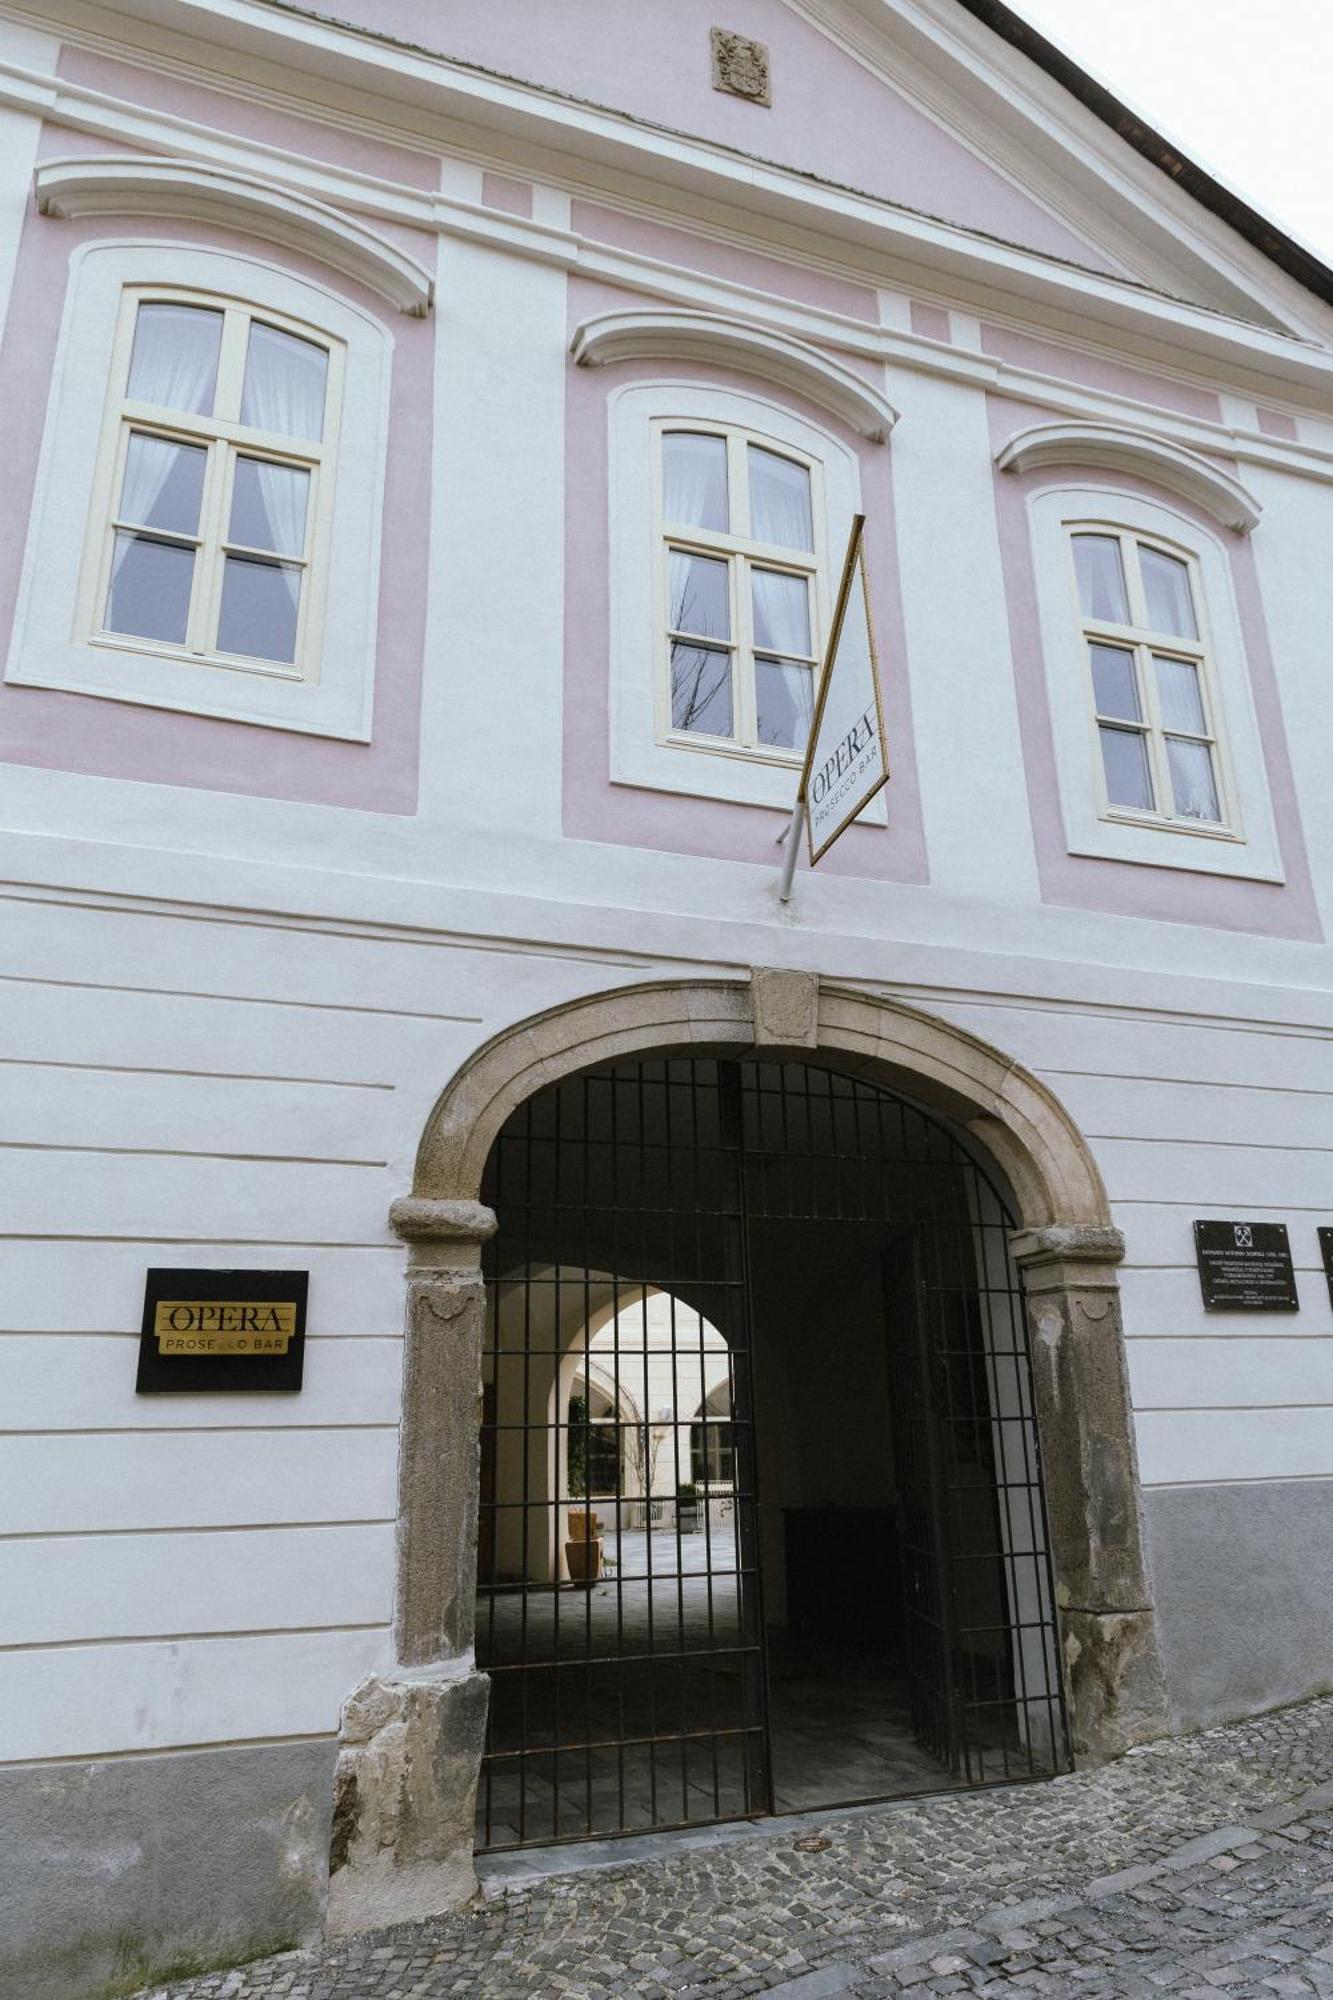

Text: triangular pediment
xmin=196 ymin=0 xmax=1321 ymax=336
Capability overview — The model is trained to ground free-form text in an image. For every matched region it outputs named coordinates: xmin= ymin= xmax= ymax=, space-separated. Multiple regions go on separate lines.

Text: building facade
xmin=3 ymin=3 xmax=1333 ymax=1994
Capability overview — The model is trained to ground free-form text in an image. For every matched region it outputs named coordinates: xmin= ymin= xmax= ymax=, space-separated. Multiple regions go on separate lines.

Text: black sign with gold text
xmin=136 ymin=1269 xmax=308 ymax=1393
xmin=1193 ymin=1221 xmax=1298 ymax=1312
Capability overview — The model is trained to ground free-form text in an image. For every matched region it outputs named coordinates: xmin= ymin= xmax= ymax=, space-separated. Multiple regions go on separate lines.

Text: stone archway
xmin=328 ymin=972 xmax=1170 ymax=1933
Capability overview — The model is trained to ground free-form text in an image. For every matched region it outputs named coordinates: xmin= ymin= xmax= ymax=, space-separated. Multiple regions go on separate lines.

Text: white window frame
xmin=653 ymin=419 xmax=824 ymax=764
xmin=610 ymin=381 xmax=885 ymax=817
xmin=1069 ymin=523 xmax=1236 ymax=837
xmin=76 ymin=286 xmax=342 ymax=686
xmin=7 ymin=241 xmax=391 ymax=740
xmin=1027 ymin=484 xmax=1283 ymax=883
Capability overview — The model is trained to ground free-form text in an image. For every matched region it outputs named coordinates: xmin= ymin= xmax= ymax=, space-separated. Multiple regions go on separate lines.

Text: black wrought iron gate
xmin=474 ymin=1056 xmax=1070 ymax=1852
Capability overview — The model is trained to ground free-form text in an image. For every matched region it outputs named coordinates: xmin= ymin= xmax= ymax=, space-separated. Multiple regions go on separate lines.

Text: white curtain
xmin=751 ymin=567 xmax=810 ymax=656
xmin=1072 ymin=534 xmax=1129 ymax=624
xmin=1166 ymin=737 xmax=1219 ymax=819
xmin=1141 ymin=547 xmax=1197 ymax=637
xmin=748 ymin=445 xmax=812 ymax=551
xmin=240 ymin=323 xmax=328 ymax=442
xmin=127 ymin=304 xmax=221 ymax=416
xmin=111 ymin=434 xmax=199 ymax=585
xmin=1155 ymin=657 xmax=1206 ymax=735
xmin=662 ymin=432 xmax=727 ymax=530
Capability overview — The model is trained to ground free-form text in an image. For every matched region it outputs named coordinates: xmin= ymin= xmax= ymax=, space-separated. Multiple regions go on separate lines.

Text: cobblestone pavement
xmin=145 ymin=1699 xmax=1333 ymax=2000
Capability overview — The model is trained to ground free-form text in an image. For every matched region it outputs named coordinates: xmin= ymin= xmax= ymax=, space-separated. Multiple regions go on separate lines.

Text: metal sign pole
xmin=776 ymin=798 xmax=804 ymax=905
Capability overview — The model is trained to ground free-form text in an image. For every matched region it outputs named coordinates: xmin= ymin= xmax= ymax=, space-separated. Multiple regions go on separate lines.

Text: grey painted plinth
xmin=327 ymin=1667 xmax=490 ymax=1935
xmin=0 ymin=1739 xmax=334 ymax=2000
xmin=1146 ymin=1478 xmax=1333 ymax=1730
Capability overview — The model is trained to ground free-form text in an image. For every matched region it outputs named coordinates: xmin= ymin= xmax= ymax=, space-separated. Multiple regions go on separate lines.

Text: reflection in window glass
xmin=217 ymin=554 xmax=301 ymax=663
xmin=106 ymin=535 xmax=194 ymax=644
xmin=240 ymin=322 xmax=328 ymax=441
xmin=671 ymin=643 xmax=732 ymax=735
xmin=1099 ymin=725 xmax=1154 ymax=811
xmin=1073 ymin=533 xmax=1129 ymax=624
xmin=668 ymin=549 xmax=730 ymax=639
xmin=749 ymin=445 xmax=813 ymax=550
xmin=662 ymin=432 xmax=728 ymax=531
xmin=1166 ymin=737 xmax=1220 ymax=821
xmin=229 ymin=459 xmax=310 ymax=557
xmin=1141 ymin=546 xmax=1198 ymax=638
xmin=756 ymin=658 xmax=815 ymax=750
xmin=119 ymin=434 xmax=206 ymax=537
xmin=1089 ymin=643 xmax=1139 ymax=721
xmin=127 ymin=303 xmax=223 ymax=416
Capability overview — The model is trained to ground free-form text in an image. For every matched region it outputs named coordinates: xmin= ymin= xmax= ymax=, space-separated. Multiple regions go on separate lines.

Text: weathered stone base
xmin=327 ymin=1666 xmax=490 ymax=1936
xmin=1063 ymin=1607 xmax=1172 ymax=1762
xmin=0 ymin=1738 xmax=335 ymax=2000
xmin=1146 ymin=1478 xmax=1333 ymax=1730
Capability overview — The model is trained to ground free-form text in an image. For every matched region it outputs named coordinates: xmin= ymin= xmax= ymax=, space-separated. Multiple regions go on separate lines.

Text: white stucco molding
xmin=996 ymin=420 xmax=1262 ymax=534
xmin=572 ymin=308 xmax=898 ymax=442
xmin=34 ymin=156 xmax=434 ymax=316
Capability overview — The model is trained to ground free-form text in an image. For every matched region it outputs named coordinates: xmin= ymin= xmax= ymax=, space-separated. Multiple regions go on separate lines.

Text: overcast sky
xmin=1011 ymin=0 xmax=1333 ymax=266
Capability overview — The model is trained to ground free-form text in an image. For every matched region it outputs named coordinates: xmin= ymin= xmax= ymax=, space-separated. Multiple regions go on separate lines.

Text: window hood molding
xmin=34 ymin=155 xmax=435 ymax=317
xmin=572 ymin=309 xmax=898 ymax=443
xmin=997 ymin=420 xmax=1262 ymax=533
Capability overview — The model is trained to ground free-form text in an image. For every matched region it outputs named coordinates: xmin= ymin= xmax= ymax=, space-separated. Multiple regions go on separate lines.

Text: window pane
xmin=1167 ymin=737 xmax=1221 ymax=821
xmin=229 ymin=458 xmax=310 ymax=557
xmin=241 ymin=323 xmax=328 ymax=441
xmin=1089 ymin=642 xmax=1140 ymax=721
xmin=1141 ymin=546 xmax=1198 ymax=637
xmin=670 ymin=642 xmax=732 ymax=736
xmin=756 ymin=658 xmax=815 ymax=750
xmin=217 ymin=554 xmax=301 ymax=663
xmin=669 ymin=550 xmax=730 ymax=639
xmin=1155 ymin=655 xmax=1207 ymax=735
xmin=749 ymin=446 xmax=813 ymax=551
xmin=1072 ymin=534 xmax=1130 ymax=624
xmin=127 ymin=303 xmax=222 ymax=416
xmin=105 ymin=533 xmax=194 ymax=644
xmin=662 ymin=432 xmax=728 ymax=531
xmin=752 ymin=568 xmax=811 ymax=655
xmin=118 ymin=434 xmax=206 ymax=537
xmin=1099 ymin=725 xmax=1154 ymax=810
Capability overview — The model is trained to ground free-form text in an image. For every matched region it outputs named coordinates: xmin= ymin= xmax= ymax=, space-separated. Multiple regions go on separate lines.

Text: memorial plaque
xmin=136 ymin=1269 xmax=307 ymax=1393
xmin=1193 ymin=1221 xmax=1298 ymax=1312
xmin=1318 ymin=1228 xmax=1333 ymax=1309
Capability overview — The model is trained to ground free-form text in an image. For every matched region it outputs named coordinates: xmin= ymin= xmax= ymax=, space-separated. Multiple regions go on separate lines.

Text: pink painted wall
xmin=0 ymin=164 xmax=434 ymax=813
xmin=982 ymin=322 xmax=1223 ymax=424
xmin=562 ymin=276 xmax=927 ymax=884
xmin=298 ymin=0 xmax=1122 ymax=276
xmin=572 ymin=201 xmax=878 ymax=323
xmin=58 ymin=46 xmax=440 ymax=195
xmin=987 ymin=394 xmax=1319 ymax=940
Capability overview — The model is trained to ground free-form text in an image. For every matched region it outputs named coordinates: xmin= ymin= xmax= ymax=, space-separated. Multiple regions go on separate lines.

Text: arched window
xmin=657 ymin=422 xmax=823 ymax=759
xmin=1018 ymin=481 xmax=1282 ymax=884
xmin=607 ymin=382 xmax=878 ymax=817
xmin=1069 ymin=524 xmax=1226 ymax=829
xmin=8 ymin=242 xmax=391 ymax=740
xmin=88 ymin=289 xmax=341 ymax=677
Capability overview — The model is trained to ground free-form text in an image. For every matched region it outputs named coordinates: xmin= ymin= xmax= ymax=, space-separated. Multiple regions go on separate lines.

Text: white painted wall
xmin=3 ymin=0 xmax=1333 ymax=1782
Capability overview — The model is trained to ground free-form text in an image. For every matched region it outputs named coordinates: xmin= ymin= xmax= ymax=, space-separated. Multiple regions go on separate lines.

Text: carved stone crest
xmin=710 ymin=27 xmax=771 ymax=105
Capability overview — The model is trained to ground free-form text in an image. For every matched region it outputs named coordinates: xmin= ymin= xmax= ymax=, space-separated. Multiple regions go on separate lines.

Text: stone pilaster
xmin=1010 ymin=1224 xmax=1171 ymax=1760
xmin=327 ymin=1198 xmax=496 ymax=1936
